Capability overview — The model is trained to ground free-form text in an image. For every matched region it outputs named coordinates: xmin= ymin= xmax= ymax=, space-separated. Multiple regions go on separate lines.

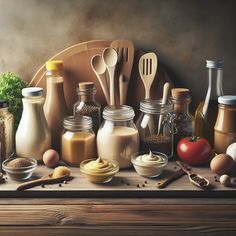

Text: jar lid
xmin=206 ymin=60 xmax=224 ymax=69
xmin=63 ymin=115 xmax=93 ymax=130
xmin=103 ymin=105 xmax=135 ymax=121
xmin=77 ymin=82 xmax=96 ymax=95
xmin=218 ymin=96 xmax=236 ymax=105
xmin=46 ymin=60 xmax=63 ymax=71
xmin=171 ymin=88 xmax=190 ymax=99
xmin=140 ymin=99 xmax=173 ymax=114
xmin=22 ymin=87 xmax=43 ymax=97
xmin=0 ymin=99 xmax=8 ymax=108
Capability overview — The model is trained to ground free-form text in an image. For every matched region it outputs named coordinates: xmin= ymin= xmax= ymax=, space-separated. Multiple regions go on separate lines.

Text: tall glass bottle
xmin=44 ymin=61 xmax=69 ymax=153
xmin=195 ymin=60 xmax=224 ymax=146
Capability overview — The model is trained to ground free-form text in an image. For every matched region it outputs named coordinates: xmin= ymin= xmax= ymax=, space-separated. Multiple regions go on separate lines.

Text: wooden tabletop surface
xmin=1 ymin=160 xmax=236 ymax=198
xmin=1 ymin=160 xmax=236 ymax=235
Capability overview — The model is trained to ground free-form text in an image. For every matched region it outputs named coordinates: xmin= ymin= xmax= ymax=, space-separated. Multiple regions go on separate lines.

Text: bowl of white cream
xmin=131 ymin=151 xmax=168 ymax=178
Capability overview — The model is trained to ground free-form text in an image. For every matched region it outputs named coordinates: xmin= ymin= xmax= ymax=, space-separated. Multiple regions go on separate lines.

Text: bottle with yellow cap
xmin=44 ymin=60 xmax=69 ymax=153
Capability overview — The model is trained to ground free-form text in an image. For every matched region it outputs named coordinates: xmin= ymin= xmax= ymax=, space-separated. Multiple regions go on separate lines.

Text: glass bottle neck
xmin=206 ymin=67 xmax=223 ymax=100
xmin=173 ymin=100 xmax=190 ymax=113
xmin=78 ymin=93 xmax=95 ymax=102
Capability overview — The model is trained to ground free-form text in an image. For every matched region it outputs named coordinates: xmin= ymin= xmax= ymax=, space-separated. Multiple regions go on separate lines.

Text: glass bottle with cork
xmin=195 ymin=60 xmax=224 ymax=146
xmin=73 ymin=82 xmax=101 ymax=134
xmin=44 ymin=60 xmax=69 ymax=153
xmin=171 ymin=88 xmax=194 ymax=149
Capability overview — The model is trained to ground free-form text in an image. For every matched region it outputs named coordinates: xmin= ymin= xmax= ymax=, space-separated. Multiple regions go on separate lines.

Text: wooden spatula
xmin=111 ymin=40 xmax=134 ymax=105
xmin=138 ymin=52 xmax=158 ymax=99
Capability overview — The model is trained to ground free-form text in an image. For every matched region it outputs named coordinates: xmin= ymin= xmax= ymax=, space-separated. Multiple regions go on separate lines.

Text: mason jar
xmin=97 ymin=105 xmax=139 ymax=169
xmin=62 ymin=116 xmax=96 ymax=166
xmin=136 ymin=99 xmax=176 ymax=158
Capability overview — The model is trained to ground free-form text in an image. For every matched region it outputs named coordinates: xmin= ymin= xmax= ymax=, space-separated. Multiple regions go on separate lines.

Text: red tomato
xmin=177 ymin=137 xmax=212 ymax=166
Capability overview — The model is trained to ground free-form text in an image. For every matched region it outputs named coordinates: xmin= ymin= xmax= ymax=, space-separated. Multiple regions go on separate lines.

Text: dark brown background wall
xmin=0 ymin=0 xmax=235 ymax=109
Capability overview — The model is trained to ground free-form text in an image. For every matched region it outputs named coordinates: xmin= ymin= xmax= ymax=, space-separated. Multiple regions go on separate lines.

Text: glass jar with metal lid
xmin=214 ymin=96 xmax=236 ymax=154
xmin=97 ymin=105 xmax=139 ymax=169
xmin=136 ymin=99 xmax=176 ymax=158
xmin=62 ymin=115 xmax=96 ymax=166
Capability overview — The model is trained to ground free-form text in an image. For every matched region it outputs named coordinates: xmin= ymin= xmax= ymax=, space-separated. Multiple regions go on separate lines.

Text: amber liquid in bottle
xmin=194 ymin=60 xmax=223 ymax=147
xmin=195 ymin=100 xmax=218 ymax=146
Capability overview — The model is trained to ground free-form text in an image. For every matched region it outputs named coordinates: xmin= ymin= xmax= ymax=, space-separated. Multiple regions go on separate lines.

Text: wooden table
xmin=1 ymin=162 xmax=236 ymax=236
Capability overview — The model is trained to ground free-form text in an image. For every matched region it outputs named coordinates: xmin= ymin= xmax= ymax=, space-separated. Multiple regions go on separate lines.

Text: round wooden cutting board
xmin=30 ymin=40 xmax=174 ymax=116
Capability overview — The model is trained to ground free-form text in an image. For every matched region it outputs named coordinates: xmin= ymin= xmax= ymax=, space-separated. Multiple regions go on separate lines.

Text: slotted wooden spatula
xmin=111 ymin=39 xmax=134 ymax=105
xmin=138 ymin=52 xmax=158 ymax=99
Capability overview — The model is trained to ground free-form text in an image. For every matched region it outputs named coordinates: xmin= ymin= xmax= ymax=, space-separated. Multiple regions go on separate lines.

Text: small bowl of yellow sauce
xmin=80 ymin=157 xmax=119 ymax=184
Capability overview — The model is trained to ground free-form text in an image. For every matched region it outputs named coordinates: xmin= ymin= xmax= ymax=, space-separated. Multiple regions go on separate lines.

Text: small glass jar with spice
xmin=171 ymin=88 xmax=194 ymax=149
xmin=214 ymin=96 xmax=236 ymax=154
xmin=74 ymin=82 xmax=101 ymax=133
xmin=0 ymin=100 xmax=14 ymax=171
xmin=136 ymin=99 xmax=176 ymax=159
xmin=61 ymin=116 xmax=96 ymax=166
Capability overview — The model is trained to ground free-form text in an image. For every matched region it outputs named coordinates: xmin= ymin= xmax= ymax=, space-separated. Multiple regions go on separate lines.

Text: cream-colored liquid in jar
xmin=62 ymin=131 xmax=96 ymax=166
xmin=16 ymin=100 xmax=51 ymax=161
xmin=97 ymin=126 xmax=139 ymax=168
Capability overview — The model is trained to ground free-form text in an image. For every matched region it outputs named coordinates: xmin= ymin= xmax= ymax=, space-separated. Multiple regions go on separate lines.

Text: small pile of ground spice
xmin=7 ymin=158 xmax=32 ymax=168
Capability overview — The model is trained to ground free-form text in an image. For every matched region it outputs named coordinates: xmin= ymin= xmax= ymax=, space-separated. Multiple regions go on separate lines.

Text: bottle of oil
xmin=195 ymin=60 xmax=224 ymax=146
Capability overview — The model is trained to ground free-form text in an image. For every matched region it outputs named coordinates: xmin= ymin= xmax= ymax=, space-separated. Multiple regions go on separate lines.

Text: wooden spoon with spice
xmin=16 ymin=166 xmax=71 ymax=191
xmin=176 ymin=161 xmax=210 ymax=189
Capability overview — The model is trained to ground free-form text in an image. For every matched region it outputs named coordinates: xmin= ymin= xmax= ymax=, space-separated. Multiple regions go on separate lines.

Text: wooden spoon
xmin=16 ymin=167 xmax=71 ymax=191
xmin=157 ymin=82 xmax=170 ymax=135
xmin=91 ymin=55 xmax=110 ymax=104
xmin=176 ymin=161 xmax=210 ymax=189
xmin=138 ymin=52 xmax=158 ymax=99
xmin=102 ymin=47 xmax=118 ymax=105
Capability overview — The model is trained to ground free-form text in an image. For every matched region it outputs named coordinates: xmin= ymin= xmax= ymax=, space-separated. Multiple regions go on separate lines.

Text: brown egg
xmin=210 ymin=154 xmax=234 ymax=175
xmin=43 ymin=149 xmax=59 ymax=168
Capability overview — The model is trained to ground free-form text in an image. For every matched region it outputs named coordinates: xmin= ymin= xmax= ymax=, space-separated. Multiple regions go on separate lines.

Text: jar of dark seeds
xmin=171 ymin=88 xmax=194 ymax=150
xmin=0 ymin=100 xmax=14 ymax=171
xmin=136 ymin=99 xmax=176 ymax=158
xmin=73 ymin=82 xmax=101 ymax=133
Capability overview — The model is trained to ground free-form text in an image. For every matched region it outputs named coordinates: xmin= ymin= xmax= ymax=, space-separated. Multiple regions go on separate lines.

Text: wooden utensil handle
xmin=17 ymin=177 xmax=49 ymax=191
xmin=157 ymin=169 xmax=185 ymax=189
xmin=176 ymin=161 xmax=191 ymax=175
xmin=119 ymin=74 xmax=128 ymax=105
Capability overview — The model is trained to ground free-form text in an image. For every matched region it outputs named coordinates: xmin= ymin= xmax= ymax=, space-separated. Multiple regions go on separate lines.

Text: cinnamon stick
xmin=157 ymin=169 xmax=185 ymax=189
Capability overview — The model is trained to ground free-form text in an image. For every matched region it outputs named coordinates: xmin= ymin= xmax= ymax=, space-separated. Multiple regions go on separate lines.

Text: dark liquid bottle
xmin=195 ymin=60 xmax=224 ymax=147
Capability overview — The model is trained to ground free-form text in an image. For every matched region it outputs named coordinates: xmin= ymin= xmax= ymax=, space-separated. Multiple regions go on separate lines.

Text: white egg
xmin=219 ymin=174 xmax=231 ymax=187
xmin=226 ymin=142 xmax=236 ymax=162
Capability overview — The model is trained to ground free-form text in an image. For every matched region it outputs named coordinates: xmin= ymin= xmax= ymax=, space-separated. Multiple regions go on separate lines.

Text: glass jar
xmin=0 ymin=100 xmax=14 ymax=171
xmin=16 ymin=87 xmax=51 ymax=161
xmin=195 ymin=60 xmax=224 ymax=146
xmin=136 ymin=99 xmax=175 ymax=159
xmin=97 ymin=105 xmax=139 ymax=169
xmin=74 ymin=82 xmax=101 ymax=134
xmin=214 ymin=96 xmax=236 ymax=154
xmin=62 ymin=116 xmax=96 ymax=166
xmin=171 ymin=88 xmax=194 ymax=150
